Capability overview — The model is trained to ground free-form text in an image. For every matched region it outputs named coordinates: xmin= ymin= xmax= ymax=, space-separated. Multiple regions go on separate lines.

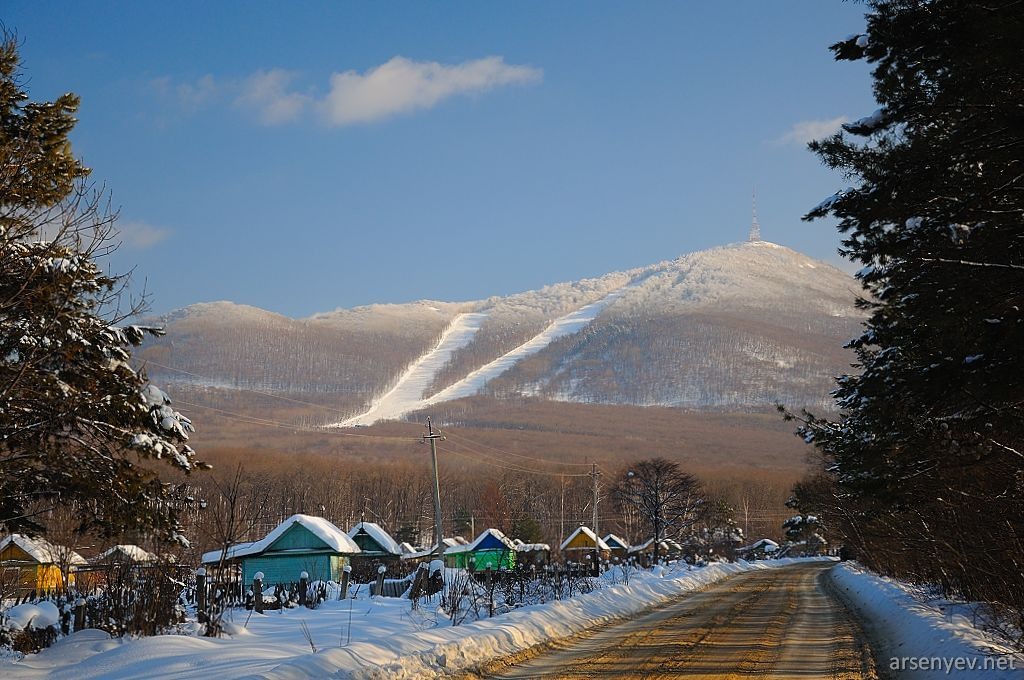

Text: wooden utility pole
xmin=590 ymin=463 xmax=601 ymax=537
xmin=423 ymin=418 xmax=445 ymax=559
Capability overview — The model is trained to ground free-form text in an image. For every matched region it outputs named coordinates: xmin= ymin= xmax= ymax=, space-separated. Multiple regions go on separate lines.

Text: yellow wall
xmin=0 ymin=544 xmax=73 ymax=593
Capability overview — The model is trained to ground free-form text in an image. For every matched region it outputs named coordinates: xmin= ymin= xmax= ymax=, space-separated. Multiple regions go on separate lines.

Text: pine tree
xmin=791 ymin=0 xmax=1023 ymax=613
xmin=0 ymin=35 xmax=206 ymax=541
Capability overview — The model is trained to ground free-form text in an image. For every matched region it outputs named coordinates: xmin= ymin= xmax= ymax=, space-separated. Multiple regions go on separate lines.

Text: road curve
xmin=486 ymin=562 xmax=877 ymax=679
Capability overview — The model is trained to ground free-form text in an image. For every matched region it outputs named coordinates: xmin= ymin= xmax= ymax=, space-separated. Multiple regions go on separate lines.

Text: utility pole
xmin=560 ymin=475 xmax=565 ymax=542
xmin=423 ymin=418 xmax=445 ymax=559
xmin=590 ymin=463 xmax=601 ymax=537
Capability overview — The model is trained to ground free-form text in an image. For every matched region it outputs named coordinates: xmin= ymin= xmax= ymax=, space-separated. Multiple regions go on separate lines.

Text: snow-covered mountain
xmin=138 ymin=240 xmax=862 ymax=423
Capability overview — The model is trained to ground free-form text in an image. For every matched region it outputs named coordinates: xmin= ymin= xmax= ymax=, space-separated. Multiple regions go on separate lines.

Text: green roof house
xmin=201 ymin=514 xmax=360 ymax=585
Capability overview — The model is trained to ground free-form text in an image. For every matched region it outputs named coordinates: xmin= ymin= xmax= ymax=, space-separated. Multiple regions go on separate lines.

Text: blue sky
xmin=6 ymin=1 xmax=874 ymax=317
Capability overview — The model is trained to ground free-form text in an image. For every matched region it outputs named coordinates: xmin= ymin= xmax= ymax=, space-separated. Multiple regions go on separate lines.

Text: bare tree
xmin=612 ymin=458 xmax=703 ymax=564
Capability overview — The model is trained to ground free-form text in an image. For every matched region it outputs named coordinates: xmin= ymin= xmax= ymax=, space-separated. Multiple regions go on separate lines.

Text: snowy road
xmin=485 ymin=562 xmax=876 ymax=679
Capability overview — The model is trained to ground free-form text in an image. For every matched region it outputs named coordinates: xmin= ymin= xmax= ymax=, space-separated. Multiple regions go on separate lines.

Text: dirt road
xmin=486 ymin=562 xmax=876 ymax=679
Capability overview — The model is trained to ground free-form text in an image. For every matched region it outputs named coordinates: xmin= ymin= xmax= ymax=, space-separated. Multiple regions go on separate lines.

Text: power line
xmin=444 ymin=429 xmax=594 ymax=468
xmin=442 ymin=439 xmax=593 ymax=478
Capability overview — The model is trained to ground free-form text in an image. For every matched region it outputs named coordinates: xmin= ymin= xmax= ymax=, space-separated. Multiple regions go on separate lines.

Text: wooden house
xmin=512 ymin=540 xmax=550 ymax=568
xmin=559 ymin=526 xmax=610 ymax=561
xmin=92 ymin=544 xmax=158 ymax=564
xmin=0 ymin=534 xmax=86 ymax=595
xmin=200 ymin=514 xmax=360 ymax=585
xmin=444 ymin=529 xmax=516 ymax=570
xmin=602 ymin=534 xmax=630 ymax=560
xmin=347 ymin=521 xmax=402 ymax=578
xmin=736 ymin=538 xmax=780 ymax=560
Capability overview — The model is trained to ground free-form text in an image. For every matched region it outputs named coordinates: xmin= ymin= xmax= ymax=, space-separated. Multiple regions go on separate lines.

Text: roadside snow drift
xmin=829 ymin=563 xmax=1022 ymax=679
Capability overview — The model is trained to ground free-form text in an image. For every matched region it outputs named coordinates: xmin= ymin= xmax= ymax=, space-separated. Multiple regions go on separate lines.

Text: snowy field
xmin=1 ymin=559 xmax=815 ymax=680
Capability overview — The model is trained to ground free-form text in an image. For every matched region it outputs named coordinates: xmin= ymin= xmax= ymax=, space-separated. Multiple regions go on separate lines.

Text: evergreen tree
xmin=0 ymin=35 xmax=206 ymax=541
xmin=791 ymin=0 xmax=1023 ymax=612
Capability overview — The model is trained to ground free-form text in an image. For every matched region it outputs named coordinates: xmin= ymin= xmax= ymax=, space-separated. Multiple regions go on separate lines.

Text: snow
xmin=0 ymin=534 xmax=86 ymax=566
xmin=3 ymin=602 xmax=60 ymax=632
xmin=200 ymin=515 xmax=360 ymax=564
xmin=559 ymin=526 xmax=610 ymax=552
xmin=422 ymin=276 xmax=653 ymax=409
xmin=0 ymin=558 xmax=827 ymax=679
xmin=347 ymin=523 xmax=401 ymax=556
xmin=602 ymin=534 xmax=630 ymax=550
xmin=93 ymin=545 xmax=158 ymax=563
xmin=830 ymin=563 xmax=1022 ymax=678
xmin=335 ymin=312 xmax=488 ymax=426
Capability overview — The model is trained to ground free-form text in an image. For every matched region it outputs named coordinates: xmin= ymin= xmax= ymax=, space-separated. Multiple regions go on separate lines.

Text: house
xmin=602 ymin=534 xmax=630 ymax=560
xmin=627 ymin=537 xmax=671 ymax=566
xmin=512 ymin=540 xmax=550 ymax=567
xmin=200 ymin=514 xmax=360 ymax=585
xmin=92 ymin=544 xmax=158 ymax=564
xmin=559 ymin=526 xmax=610 ymax=562
xmin=0 ymin=534 xmax=86 ymax=595
xmin=444 ymin=529 xmax=517 ymax=570
xmin=347 ymin=521 xmax=402 ymax=578
xmin=400 ymin=536 xmax=469 ymax=565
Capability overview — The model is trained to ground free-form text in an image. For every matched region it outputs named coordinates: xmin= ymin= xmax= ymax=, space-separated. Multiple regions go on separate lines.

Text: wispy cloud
xmin=234 ymin=69 xmax=311 ymax=124
xmin=118 ymin=221 xmax=170 ymax=250
xmin=151 ymin=56 xmax=542 ymax=128
xmin=319 ymin=56 xmax=542 ymax=126
xmin=773 ymin=116 xmax=848 ymax=146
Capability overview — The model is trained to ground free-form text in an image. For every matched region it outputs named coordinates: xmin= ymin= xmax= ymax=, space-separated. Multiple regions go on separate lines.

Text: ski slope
xmin=336 ymin=312 xmax=488 ymax=426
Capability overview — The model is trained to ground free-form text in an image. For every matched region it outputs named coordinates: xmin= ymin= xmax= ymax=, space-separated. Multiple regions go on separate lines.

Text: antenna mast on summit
xmin=749 ymin=188 xmax=761 ymax=242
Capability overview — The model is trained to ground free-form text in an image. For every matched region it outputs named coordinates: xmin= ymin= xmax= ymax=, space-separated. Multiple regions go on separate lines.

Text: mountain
xmin=137 ymin=240 xmax=862 ymax=426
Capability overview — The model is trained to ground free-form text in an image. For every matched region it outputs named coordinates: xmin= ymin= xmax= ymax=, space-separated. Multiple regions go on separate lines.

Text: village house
xmin=602 ymin=533 xmax=631 ymax=560
xmin=444 ymin=528 xmax=517 ymax=571
xmin=200 ymin=514 xmax=360 ymax=585
xmin=512 ymin=539 xmax=550 ymax=567
xmin=0 ymin=534 xmax=86 ymax=595
xmin=347 ymin=521 xmax=403 ymax=578
xmin=91 ymin=544 xmax=158 ymax=565
xmin=559 ymin=525 xmax=611 ymax=560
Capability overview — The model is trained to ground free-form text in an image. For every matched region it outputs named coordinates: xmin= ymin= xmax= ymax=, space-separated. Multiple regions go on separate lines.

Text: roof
xmin=737 ymin=538 xmax=780 ymax=553
xmin=398 ymin=542 xmax=418 ymax=554
xmin=446 ymin=528 xmax=517 ymax=555
xmin=514 ymin=543 xmax=550 ymax=552
xmin=93 ymin=545 xmax=158 ymax=563
xmin=0 ymin=534 xmax=86 ymax=565
xmin=347 ymin=522 xmax=401 ymax=555
xmin=559 ymin=526 xmax=610 ymax=552
xmin=400 ymin=536 xmax=468 ymax=560
xmin=603 ymin=533 xmax=630 ymax=550
xmin=201 ymin=514 xmax=361 ymax=564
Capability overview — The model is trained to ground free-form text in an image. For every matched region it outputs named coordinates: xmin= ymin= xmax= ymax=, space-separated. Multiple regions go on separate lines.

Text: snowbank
xmin=829 ymin=563 xmax=1023 ymax=679
xmin=3 ymin=603 xmax=61 ymax=632
xmin=255 ymin=557 xmax=829 ymax=679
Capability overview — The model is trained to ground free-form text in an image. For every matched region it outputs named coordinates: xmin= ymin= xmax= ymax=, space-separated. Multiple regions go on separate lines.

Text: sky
xmin=5 ymin=1 xmax=875 ymax=318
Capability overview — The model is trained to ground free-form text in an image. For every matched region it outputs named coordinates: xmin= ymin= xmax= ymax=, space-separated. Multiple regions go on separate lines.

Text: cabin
xmin=559 ymin=526 xmax=610 ymax=562
xmin=200 ymin=514 xmax=360 ymax=585
xmin=92 ymin=544 xmax=158 ymax=564
xmin=512 ymin=540 xmax=550 ymax=568
xmin=347 ymin=521 xmax=402 ymax=578
xmin=400 ymin=536 xmax=469 ymax=566
xmin=0 ymin=534 xmax=86 ymax=595
xmin=627 ymin=537 xmax=671 ymax=566
xmin=444 ymin=529 xmax=517 ymax=571
xmin=602 ymin=534 xmax=630 ymax=560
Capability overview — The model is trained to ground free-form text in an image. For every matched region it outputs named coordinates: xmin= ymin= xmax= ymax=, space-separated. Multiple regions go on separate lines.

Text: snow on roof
xmin=201 ymin=514 xmax=360 ymax=564
xmin=737 ymin=538 xmax=780 ymax=553
xmin=469 ymin=528 xmax=516 ymax=552
xmin=514 ymin=543 xmax=550 ymax=552
xmin=559 ymin=526 xmax=610 ymax=552
xmin=94 ymin=544 xmax=158 ymax=563
xmin=603 ymin=533 xmax=630 ymax=550
xmin=400 ymin=537 xmax=466 ymax=560
xmin=0 ymin=534 xmax=86 ymax=565
xmin=347 ymin=521 xmax=401 ymax=555
xmin=398 ymin=542 xmax=418 ymax=555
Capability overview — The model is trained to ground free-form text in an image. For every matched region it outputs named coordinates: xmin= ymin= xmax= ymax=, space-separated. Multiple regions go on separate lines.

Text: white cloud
xmin=319 ymin=56 xmax=543 ymax=126
xmin=152 ymin=56 xmax=541 ymax=128
xmin=118 ymin=221 xmax=170 ymax=250
xmin=774 ymin=116 xmax=849 ymax=146
xmin=233 ymin=69 xmax=311 ymax=124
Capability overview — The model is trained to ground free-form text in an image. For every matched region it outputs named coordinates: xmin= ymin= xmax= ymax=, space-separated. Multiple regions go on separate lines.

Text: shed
xmin=737 ymin=538 xmax=780 ymax=560
xmin=445 ymin=529 xmax=516 ymax=570
xmin=347 ymin=521 xmax=402 ymax=578
xmin=513 ymin=541 xmax=550 ymax=567
xmin=0 ymin=534 xmax=86 ymax=595
xmin=559 ymin=526 xmax=610 ymax=561
xmin=200 ymin=514 xmax=360 ymax=585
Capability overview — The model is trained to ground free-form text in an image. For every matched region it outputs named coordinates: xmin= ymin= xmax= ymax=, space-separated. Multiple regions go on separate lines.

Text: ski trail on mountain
xmin=422 ymin=276 xmax=648 ymax=408
xmin=337 ymin=312 xmax=488 ymax=427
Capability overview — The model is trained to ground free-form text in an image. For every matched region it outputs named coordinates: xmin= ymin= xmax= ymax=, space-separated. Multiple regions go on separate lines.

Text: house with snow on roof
xmin=559 ymin=525 xmax=610 ymax=562
xmin=200 ymin=514 xmax=360 ymax=585
xmin=92 ymin=544 xmax=158 ymax=565
xmin=0 ymin=534 xmax=86 ymax=595
xmin=602 ymin=533 xmax=630 ymax=560
xmin=347 ymin=521 xmax=402 ymax=577
xmin=444 ymin=528 xmax=517 ymax=570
